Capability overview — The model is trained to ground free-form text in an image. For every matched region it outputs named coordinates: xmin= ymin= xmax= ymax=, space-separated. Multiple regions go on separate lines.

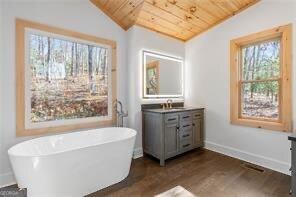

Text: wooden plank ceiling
xmin=90 ymin=0 xmax=260 ymax=41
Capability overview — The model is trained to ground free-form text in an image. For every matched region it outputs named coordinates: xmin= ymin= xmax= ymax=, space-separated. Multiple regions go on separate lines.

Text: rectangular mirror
xmin=143 ymin=50 xmax=183 ymax=98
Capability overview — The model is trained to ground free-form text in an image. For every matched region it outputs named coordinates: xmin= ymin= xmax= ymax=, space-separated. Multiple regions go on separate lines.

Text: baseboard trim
xmin=205 ymin=141 xmax=290 ymax=175
xmin=133 ymin=147 xmax=143 ymax=159
xmin=0 ymin=172 xmax=16 ymax=188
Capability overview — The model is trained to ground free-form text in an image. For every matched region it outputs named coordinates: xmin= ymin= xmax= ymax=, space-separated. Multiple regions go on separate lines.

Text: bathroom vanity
xmin=141 ymin=50 xmax=203 ymax=166
xmin=142 ymin=106 xmax=204 ymax=166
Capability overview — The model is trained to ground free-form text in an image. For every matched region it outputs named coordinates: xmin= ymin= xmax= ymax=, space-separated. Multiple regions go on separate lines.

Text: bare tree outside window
xmin=240 ymin=39 xmax=280 ymax=120
xmin=29 ymin=34 xmax=109 ymax=123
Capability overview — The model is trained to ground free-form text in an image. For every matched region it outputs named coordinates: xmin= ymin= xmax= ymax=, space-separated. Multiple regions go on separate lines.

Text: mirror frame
xmin=142 ymin=50 xmax=184 ymax=98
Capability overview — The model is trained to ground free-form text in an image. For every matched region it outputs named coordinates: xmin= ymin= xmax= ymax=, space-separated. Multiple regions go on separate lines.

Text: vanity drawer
xmin=192 ymin=111 xmax=203 ymax=119
xmin=179 ymin=121 xmax=192 ymax=141
xmin=179 ymin=139 xmax=193 ymax=153
xmin=165 ymin=114 xmax=179 ymax=124
xmin=179 ymin=129 xmax=192 ymax=141
xmin=180 ymin=112 xmax=192 ymax=122
xmin=180 ymin=121 xmax=192 ymax=130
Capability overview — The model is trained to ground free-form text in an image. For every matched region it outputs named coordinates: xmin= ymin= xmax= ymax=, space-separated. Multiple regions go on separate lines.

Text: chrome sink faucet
xmin=114 ymin=100 xmax=128 ymax=127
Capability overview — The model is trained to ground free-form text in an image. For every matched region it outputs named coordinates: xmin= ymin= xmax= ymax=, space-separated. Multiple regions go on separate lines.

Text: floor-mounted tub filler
xmin=8 ymin=127 xmax=137 ymax=197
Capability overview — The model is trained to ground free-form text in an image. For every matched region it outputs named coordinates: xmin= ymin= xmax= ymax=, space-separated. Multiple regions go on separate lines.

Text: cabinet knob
xmin=192 ymin=123 xmax=195 ymax=126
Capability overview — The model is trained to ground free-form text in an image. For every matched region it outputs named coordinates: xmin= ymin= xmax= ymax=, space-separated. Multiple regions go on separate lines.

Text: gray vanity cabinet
xmin=292 ymin=142 xmax=296 ymax=197
xmin=289 ymin=134 xmax=296 ymax=197
xmin=143 ymin=108 xmax=204 ymax=166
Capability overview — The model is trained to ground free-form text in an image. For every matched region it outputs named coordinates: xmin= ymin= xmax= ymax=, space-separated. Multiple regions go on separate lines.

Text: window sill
xmin=230 ymin=118 xmax=292 ymax=132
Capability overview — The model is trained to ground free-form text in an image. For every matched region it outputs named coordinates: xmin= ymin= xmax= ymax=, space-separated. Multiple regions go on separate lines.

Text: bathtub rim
xmin=8 ymin=127 xmax=137 ymax=158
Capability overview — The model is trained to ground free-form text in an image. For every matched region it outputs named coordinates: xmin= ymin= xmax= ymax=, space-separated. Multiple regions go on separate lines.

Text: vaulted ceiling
xmin=90 ymin=0 xmax=260 ymax=41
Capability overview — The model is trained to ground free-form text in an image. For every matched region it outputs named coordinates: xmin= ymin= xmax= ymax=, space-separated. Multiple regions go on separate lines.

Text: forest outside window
xmin=230 ymin=24 xmax=292 ymax=132
xmin=16 ymin=19 xmax=117 ymax=136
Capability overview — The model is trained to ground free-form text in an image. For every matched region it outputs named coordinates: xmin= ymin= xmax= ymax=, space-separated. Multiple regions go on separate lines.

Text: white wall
xmin=185 ymin=0 xmax=296 ymax=174
xmin=127 ymin=26 xmax=185 ymax=157
xmin=0 ymin=0 xmax=128 ymax=187
xmin=0 ymin=0 xmax=4 ymax=187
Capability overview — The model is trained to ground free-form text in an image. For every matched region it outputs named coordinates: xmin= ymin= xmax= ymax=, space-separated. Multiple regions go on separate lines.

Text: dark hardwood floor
xmin=89 ymin=149 xmax=290 ymax=197
xmin=1 ymin=149 xmax=291 ymax=197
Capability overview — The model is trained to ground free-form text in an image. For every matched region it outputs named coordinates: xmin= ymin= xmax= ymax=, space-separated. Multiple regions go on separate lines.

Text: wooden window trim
xmin=230 ymin=24 xmax=292 ymax=132
xmin=16 ymin=18 xmax=117 ymax=137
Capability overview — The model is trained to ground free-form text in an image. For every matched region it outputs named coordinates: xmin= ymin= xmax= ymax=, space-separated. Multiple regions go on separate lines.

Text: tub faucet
xmin=114 ymin=100 xmax=128 ymax=127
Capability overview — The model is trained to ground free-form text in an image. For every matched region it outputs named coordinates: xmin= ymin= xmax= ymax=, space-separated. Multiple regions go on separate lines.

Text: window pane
xmin=29 ymin=34 xmax=109 ymax=123
xmin=242 ymin=39 xmax=280 ymax=80
xmin=241 ymin=81 xmax=279 ymax=120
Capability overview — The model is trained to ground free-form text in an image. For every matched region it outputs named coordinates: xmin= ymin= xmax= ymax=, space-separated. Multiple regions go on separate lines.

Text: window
xmin=230 ymin=24 xmax=292 ymax=132
xmin=16 ymin=19 xmax=117 ymax=136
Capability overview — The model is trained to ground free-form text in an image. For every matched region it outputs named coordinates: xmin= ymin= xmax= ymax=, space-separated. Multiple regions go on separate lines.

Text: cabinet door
xmin=192 ymin=118 xmax=202 ymax=147
xmin=164 ymin=123 xmax=179 ymax=159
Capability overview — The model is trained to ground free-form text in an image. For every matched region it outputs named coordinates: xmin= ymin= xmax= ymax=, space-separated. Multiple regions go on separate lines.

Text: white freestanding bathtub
xmin=8 ymin=127 xmax=136 ymax=197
